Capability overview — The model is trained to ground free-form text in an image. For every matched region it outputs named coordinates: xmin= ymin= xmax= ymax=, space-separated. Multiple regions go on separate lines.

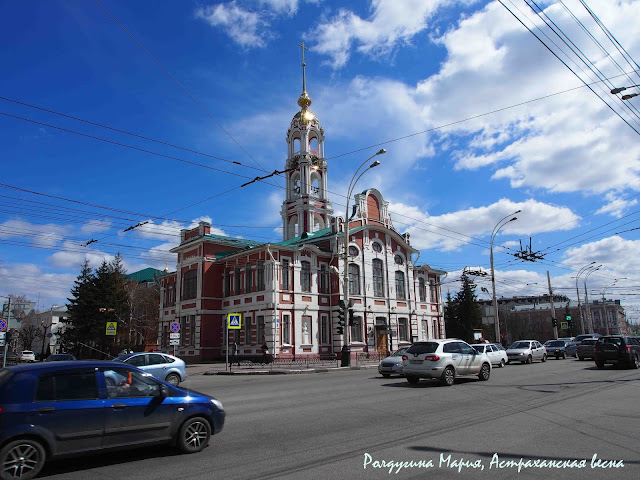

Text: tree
xmin=125 ymin=279 xmax=160 ymax=349
xmin=444 ymin=274 xmax=483 ymax=343
xmin=63 ymin=255 xmax=131 ymax=358
xmin=17 ymin=317 xmax=42 ymax=351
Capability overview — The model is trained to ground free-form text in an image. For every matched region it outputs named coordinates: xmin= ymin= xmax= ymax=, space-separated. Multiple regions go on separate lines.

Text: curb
xmin=200 ymin=363 xmax=380 ymax=376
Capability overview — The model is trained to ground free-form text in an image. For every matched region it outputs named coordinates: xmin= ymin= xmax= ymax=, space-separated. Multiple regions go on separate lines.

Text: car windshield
xmin=389 ymin=348 xmax=407 ymax=357
xmin=581 ymin=339 xmax=597 ymax=345
xmin=406 ymin=343 xmax=439 ymax=355
xmin=114 ymin=354 xmax=134 ymax=362
xmin=510 ymin=342 xmax=531 ymax=349
xmin=600 ymin=337 xmax=622 ymax=345
xmin=472 ymin=346 xmax=485 ymax=353
xmin=548 ymin=341 xmax=565 ymax=347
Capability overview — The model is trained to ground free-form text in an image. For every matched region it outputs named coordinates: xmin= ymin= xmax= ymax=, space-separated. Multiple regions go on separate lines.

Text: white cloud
xmin=47 ymin=241 xmax=115 ymax=270
xmin=0 ymin=263 xmax=75 ymax=308
xmin=0 ymin=218 xmax=67 ymax=248
xmin=595 ymin=191 xmax=639 ymax=218
xmin=196 ymin=2 xmax=269 ymax=48
xmin=389 ymin=198 xmax=579 ymax=251
xmin=80 ymin=219 xmax=112 ymax=234
xmin=308 ymin=0 xmax=454 ymax=69
xmin=259 ymin=0 xmax=300 ymax=15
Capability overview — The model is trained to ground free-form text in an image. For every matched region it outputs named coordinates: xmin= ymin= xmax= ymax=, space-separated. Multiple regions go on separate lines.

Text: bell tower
xmin=281 ymin=43 xmax=333 ymax=240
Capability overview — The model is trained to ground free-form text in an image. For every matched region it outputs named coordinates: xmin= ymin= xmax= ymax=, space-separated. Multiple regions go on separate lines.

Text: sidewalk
xmin=185 ymin=361 xmax=379 ymax=376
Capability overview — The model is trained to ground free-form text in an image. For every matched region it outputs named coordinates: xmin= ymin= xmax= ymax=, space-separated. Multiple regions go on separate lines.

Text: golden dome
xmin=297 ymin=91 xmax=312 ymax=109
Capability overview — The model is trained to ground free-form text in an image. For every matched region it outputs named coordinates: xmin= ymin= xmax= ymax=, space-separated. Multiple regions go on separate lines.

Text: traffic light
xmin=336 ymin=302 xmax=346 ymax=335
xmin=552 ymin=318 xmax=557 ymax=328
xmin=565 ymin=314 xmax=573 ymax=330
xmin=348 ymin=308 xmax=355 ymax=326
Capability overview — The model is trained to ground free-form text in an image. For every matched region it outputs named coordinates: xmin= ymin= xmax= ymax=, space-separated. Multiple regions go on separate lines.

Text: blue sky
xmin=2 ymin=0 xmax=640 ymax=323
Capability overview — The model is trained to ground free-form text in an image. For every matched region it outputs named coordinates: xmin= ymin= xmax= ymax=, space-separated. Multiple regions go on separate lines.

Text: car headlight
xmin=519 ymin=352 xmax=525 ymax=356
xmin=210 ymin=398 xmax=224 ymax=410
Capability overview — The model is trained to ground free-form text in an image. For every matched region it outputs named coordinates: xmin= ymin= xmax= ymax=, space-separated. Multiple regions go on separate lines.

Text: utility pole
xmin=2 ymin=296 xmax=10 ymax=368
xmin=547 ymin=271 xmax=558 ymax=340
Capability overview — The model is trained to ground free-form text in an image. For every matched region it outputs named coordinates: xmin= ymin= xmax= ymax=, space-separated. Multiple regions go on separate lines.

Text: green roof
xmin=127 ymin=267 xmax=164 ymax=283
xmin=203 ymin=233 xmax=264 ymax=249
xmin=275 ymin=228 xmax=333 ymax=246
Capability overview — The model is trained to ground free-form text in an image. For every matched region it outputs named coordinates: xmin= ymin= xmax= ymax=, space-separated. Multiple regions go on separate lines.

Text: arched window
xmin=395 ymin=271 xmax=405 ymax=300
xmin=224 ymin=268 xmax=231 ymax=296
xmin=372 ymin=259 xmax=384 ymax=297
xmin=301 ymin=261 xmax=311 ymax=292
xmin=319 ymin=264 xmax=329 ymax=294
xmin=309 ymin=136 xmax=318 ymax=156
xmin=293 ymin=138 xmax=301 ymax=155
xmin=310 ymin=172 xmax=320 ymax=196
xmin=419 ymin=278 xmax=426 ymax=302
xmin=348 ymin=263 xmax=360 ymax=295
xmin=292 ymin=174 xmax=301 ymax=196
xmin=429 ymin=279 xmax=437 ymax=302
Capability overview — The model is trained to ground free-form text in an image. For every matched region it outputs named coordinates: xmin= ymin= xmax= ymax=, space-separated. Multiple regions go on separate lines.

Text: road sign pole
xmin=225 ymin=317 xmax=229 ymax=372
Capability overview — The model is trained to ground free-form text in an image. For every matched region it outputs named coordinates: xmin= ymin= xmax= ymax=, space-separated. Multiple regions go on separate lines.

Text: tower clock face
xmin=394 ymin=254 xmax=403 ymax=265
xmin=372 ymin=242 xmax=382 ymax=253
xmin=349 ymin=246 xmax=359 ymax=257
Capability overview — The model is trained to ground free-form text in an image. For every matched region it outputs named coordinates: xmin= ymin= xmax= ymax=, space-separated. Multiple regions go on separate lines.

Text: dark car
xmin=0 ymin=361 xmax=225 ymax=479
xmin=545 ymin=340 xmax=569 ymax=359
xmin=576 ymin=338 xmax=598 ymax=361
xmin=594 ymin=336 xmax=640 ymax=369
xmin=566 ymin=334 xmax=601 ymax=357
xmin=43 ymin=353 xmax=77 ymax=362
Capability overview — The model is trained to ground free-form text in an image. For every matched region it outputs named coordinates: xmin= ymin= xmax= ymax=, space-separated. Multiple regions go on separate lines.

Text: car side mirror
xmin=159 ymin=385 xmax=170 ymax=397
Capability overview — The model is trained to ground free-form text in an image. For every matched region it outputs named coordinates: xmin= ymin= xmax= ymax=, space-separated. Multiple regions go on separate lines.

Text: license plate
xmin=410 ymin=359 xmax=423 ymax=364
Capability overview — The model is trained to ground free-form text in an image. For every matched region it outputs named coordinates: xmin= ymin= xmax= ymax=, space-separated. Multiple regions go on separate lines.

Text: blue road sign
xmin=0 ymin=319 xmax=6 ymax=332
xmin=170 ymin=322 xmax=180 ymax=333
xmin=228 ymin=313 xmax=241 ymax=329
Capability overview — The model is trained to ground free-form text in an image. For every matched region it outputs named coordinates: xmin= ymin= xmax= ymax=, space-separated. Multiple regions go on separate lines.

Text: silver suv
xmin=402 ymin=339 xmax=492 ymax=386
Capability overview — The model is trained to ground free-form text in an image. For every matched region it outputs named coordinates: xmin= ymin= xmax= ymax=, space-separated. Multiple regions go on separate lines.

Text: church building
xmin=157 ymin=51 xmax=446 ymax=362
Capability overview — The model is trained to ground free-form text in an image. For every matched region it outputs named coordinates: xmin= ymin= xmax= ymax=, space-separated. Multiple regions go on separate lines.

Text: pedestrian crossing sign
xmin=228 ymin=313 xmax=241 ymax=329
xmin=106 ymin=322 xmax=117 ymax=336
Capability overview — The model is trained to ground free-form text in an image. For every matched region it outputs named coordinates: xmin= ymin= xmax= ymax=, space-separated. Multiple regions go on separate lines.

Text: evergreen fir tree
xmin=454 ymin=273 xmax=483 ymax=342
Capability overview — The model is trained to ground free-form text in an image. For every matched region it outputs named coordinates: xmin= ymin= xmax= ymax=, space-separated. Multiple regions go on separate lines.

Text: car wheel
xmin=526 ymin=355 xmax=532 ymax=364
xmin=499 ymin=359 xmax=506 ymax=368
xmin=105 ymin=377 xmax=116 ymax=387
xmin=562 ymin=352 xmax=566 ymax=359
xmin=165 ymin=373 xmax=180 ymax=386
xmin=176 ymin=417 xmax=211 ymax=454
xmin=632 ymin=354 xmax=639 ymax=370
xmin=478 ymin=363 xmax=491 ymax=381
xmin=440 ymin=366 xmax=455 ymax=386
xmin=382 ymin=374 xmax=391 ymax=378
xmin=406 ymin=375 xmax=419 ymax=385
xmin=506 ymin=360 xmax=511 ymax=365
xmin=595 ymin=361 xmax=604 ymax=369
xmin=542 ymin=354 xmax=547 ymax=363
xmin=0 ymin=438 xmax=46 ymax=480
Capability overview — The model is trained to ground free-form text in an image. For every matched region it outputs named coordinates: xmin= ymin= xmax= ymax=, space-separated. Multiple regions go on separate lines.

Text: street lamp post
xmin=40 ymin=321 xmax=50 ymax=360
xmin=583 ymin=265 xmax=601 ymax=334
xmin=490 ymin=211 xmax=520 ymax=344
xmin=342 ymin=148 xmax=386 ymax=366
xmin=575 ymin=262 xmax=596 ymax=335
xmin=601 ymin=278 xmax=626 ymax=335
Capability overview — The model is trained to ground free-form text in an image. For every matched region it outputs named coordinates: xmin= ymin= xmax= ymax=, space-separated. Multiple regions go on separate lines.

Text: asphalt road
xmin=39 ymin=358 xmax=640 ymax=480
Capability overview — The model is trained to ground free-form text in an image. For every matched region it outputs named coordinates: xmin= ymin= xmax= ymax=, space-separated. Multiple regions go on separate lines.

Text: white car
xmin=402 ymin=339 xmax=492 ymax=386
xmin=378 ymin=347 xmax=409 ymax=378
xmin=19 ymin=350 xmax=36 ymax=362
xmin=506 ymin=340 xmax=547 ymax=364
xmin=471 ymin=343 xmax=507 ymax=368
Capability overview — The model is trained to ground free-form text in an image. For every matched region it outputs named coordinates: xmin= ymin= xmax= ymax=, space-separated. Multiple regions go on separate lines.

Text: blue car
xmin=0 ymin=361 xmax=225 ymax=480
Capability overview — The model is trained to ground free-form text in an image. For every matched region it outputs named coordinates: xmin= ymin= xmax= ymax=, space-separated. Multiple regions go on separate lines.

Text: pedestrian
xmin=230 ymin=342 xmax=240 ymax=367
xmin=261 ymin=342 xmax=269 ymax=365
